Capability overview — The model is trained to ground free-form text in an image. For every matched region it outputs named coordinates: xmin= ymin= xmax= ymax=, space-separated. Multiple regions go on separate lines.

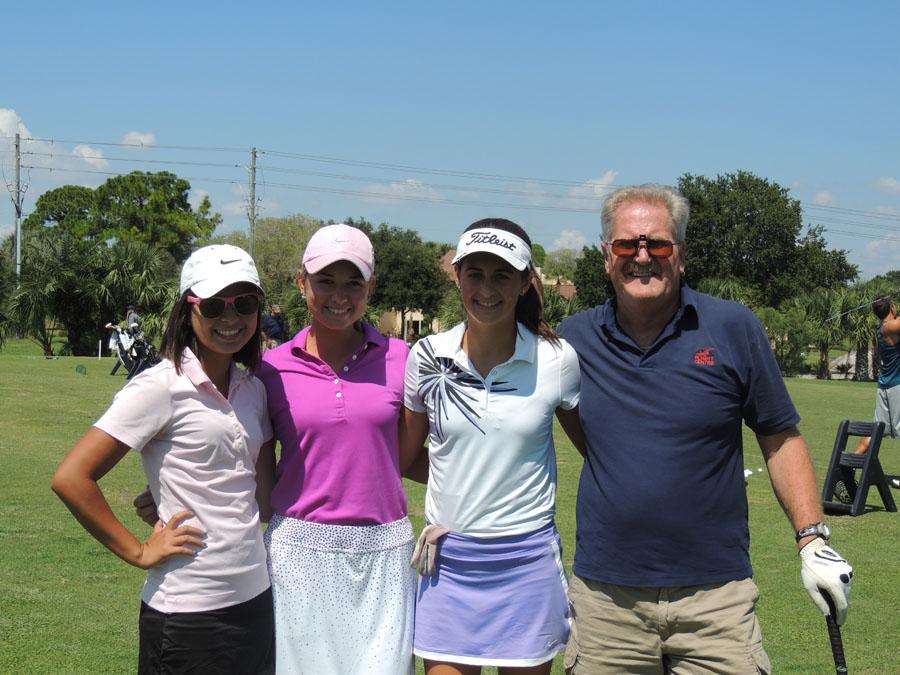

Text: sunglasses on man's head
xmin=608 ymin=234 xmax=678 ymax=258
xmin=187 ymin=293 xmax=262 ymax=318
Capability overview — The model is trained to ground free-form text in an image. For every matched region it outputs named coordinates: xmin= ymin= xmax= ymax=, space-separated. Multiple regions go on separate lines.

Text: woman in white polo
xmin=52 ymin=245 xmax=275 ymax=674
xmin=402 ymin=219 xmax=584 ymax=674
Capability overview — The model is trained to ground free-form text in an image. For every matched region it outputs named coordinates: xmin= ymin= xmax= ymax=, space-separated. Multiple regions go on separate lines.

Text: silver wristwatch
xmin=795 ymin=521 xmax=832 ymax=542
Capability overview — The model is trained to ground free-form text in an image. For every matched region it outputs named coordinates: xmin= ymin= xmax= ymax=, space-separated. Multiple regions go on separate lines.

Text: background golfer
xmin=855 ymin=296 xmax=900 ymax=455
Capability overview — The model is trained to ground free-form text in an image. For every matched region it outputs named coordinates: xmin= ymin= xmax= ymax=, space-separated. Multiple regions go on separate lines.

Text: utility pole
xmin=248 ymin=147 xmax=257 ymax=256
xmin=14 ymin=133 xmax=22 ymax=288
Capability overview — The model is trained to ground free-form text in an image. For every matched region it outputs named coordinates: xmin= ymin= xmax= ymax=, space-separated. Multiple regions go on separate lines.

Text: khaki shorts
xmin=565 ymin=575 xmax=771 ymax=674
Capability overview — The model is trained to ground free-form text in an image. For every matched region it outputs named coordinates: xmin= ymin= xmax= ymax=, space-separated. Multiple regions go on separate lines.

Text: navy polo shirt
xmin=558 ymin=285 xmax=799 ymax=587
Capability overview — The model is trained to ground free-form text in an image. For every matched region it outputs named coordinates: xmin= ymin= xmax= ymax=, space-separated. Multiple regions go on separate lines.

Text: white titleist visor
xmin=451 ymin=228 xmax=532 ymax=270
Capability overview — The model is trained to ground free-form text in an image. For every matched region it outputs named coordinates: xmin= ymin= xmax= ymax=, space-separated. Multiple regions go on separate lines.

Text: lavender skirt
xmin=413 ymin=522 xmax=570 ymax=667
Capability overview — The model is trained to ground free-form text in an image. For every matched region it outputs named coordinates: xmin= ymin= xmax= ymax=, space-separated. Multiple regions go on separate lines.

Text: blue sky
xmin=2 ymin=2 xmax=899 ymax=278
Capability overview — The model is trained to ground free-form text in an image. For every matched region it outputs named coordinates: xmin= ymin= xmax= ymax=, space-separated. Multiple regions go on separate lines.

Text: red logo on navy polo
xmin=694 ymin=348 xmax=716 ymax=366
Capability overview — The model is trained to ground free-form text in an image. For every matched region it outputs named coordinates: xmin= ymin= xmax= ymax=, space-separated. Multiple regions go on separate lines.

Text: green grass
xmin=2 ymin=339 xmax=898 ymax=674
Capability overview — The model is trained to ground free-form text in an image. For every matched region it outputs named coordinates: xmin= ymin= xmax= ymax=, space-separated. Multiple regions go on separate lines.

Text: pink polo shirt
xmin=94 ymin=349 xmax=272 ymax=613
xmin=257 ymin=323 xmax=409 ymax=525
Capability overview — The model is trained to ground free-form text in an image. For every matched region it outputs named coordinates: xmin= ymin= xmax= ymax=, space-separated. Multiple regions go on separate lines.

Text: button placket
xmin=222 ymin=399 xmax=248 ymax=468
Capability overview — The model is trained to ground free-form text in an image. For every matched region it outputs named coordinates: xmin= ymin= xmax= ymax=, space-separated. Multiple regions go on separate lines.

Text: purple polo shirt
xmin=257 ymin=323 xmax=409 ymax=525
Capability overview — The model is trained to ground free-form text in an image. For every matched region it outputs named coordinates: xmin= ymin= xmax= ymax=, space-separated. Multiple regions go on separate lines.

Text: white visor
xmin=451 ymin=228 xmax=532 ymax=271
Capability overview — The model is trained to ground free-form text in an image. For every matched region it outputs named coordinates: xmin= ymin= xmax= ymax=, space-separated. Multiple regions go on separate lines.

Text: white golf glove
xmin=800 ymin=538 xmax=853 ymax=625
xmin=410 ymin=524 xmax=450 ymax=576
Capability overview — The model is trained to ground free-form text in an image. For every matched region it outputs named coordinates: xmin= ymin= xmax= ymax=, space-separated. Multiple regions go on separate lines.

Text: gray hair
xmin=600 ymin=183 xmax=690 ymax=242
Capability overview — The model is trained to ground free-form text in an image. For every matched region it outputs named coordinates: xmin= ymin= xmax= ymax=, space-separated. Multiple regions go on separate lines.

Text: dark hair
xmin=159 ymin=291 xmax=264 ymax=374
xmin=460 ymin=218 xmax=559 ymax=345
xmin=873 ymin=296 xmax=893 ymax=321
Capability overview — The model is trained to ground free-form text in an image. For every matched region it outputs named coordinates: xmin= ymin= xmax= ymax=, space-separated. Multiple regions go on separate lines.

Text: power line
xmin=260 ymin=148 xmax=610 ymax=188
xmin=256 ymin=163 xmax=612 ymax=202
xmin=823 ymin=228 xmax=900 ymax=242
xmin=804 ymin=203 xmax=900 ymax=223
xmin=23 ymin=151 xmax=244 ymax=170
xmin=257 ymin=180 xmax=600 ymax=213
xmin=9 ymin=134 xmax=900 ymax=240
xmin=20 ymin=161 xmax=900 ymax=232
xmin=807 ymin=217 xmax=900 ymax=234
xmin=9 ymin=135 xmax=247 ymax=154
xmin=18 ymin=163 xmax=599 ymax=214
xmin=21 ymin=165 xmax=243 ymax=186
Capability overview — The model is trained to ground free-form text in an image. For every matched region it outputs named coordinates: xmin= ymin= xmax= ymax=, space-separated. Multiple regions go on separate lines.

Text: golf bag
xmin=107 ymin=322 xmax=161 ymax=379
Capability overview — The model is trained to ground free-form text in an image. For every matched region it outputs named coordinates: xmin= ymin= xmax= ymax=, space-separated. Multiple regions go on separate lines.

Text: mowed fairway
xmin=1 ymin=339 xmax=898 ymax=674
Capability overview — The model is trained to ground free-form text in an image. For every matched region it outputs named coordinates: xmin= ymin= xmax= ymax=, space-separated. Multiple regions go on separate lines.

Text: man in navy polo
xmin=558 ymin=184 xmax=853 ymax=673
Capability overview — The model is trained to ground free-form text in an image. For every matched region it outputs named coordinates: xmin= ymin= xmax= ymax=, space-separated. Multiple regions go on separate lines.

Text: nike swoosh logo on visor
xmin=220 ymin=259 xmax=241 ymax=264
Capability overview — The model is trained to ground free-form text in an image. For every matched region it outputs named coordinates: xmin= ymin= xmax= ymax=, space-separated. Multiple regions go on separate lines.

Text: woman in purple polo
xmin=256 ymin=224 xmax=416 ymax=674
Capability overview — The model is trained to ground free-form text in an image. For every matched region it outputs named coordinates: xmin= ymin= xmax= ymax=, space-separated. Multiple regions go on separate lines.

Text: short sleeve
xmin=258 ymin=381 xmax=274 ymax=443
xmin=740 ymin=311 xmax=800 ymax=435
xmin=94 ymin=370 xmax=174 ymax=451
xmin=558 ymin=339 xmax=581 ymax=410
xmin=404 ymin=341 xmax=426 ymax=412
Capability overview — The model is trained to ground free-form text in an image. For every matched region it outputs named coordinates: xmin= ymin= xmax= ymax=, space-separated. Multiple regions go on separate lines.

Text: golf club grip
xmin=825 ymin=614 xmax=847 ymax=673
xmin=823 ymin=593 xmax=848 ymax=674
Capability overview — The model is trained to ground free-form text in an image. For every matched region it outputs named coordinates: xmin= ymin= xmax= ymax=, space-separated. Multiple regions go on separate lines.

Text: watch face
xmin=797 ymin=522 xmax=831 ymax=541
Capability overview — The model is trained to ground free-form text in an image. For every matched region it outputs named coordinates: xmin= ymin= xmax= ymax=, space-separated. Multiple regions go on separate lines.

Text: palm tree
xmin=101 ymin=240 xmax=175 ymax=342
xmin=696 ymin=277 xmax=762 ymax=308
xmin=843 ymin=284 xmax=882 ymax=381
xmin=5 ymin=232 xmax=102 ymax=355
xmin=791 ymin=287 xmax=848 ymax=379
xmin=436 ymin=286 xmax=464 ymax=332
xmin=543 ymin=286 xmax=578 ymax=329
xmin=5 ymin=233 xmax=174 ymax=355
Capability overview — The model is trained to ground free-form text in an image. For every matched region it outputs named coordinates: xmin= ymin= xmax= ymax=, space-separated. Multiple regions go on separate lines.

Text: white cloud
xmin=520 ymin=181 xmax=550 ymax=206
xmin=0 ymin=223 xmax=13 ymax=240
xmin=0 ymin=108 xmax=30 ymax=138
xmin=0 ymin=109 xmax=33 ymax=176
xmin=188 ymin=188 xmax=210 ymax=211
xmin=860 ymin=235 xmax=900 ymax=277
xmin=362 ymin=178 xmax=445 ymax=205
xmin=222 ymin=201 xmax=248 ymax=216
xmin=72 ymin=144 xmax=108 ymax=168
xmin=553 ymin=228 xmax=589 ymax=250
xmin=813 ymin=191 xmax=834 ymax=206
xmin=875 ymin=177 xmax=900 ymax=194
xmin=564 ymin=171 xmax=619 ymax=210
xmin=252 ymin=198 xmax=280 ymax=216
xmin=0 ymin=108 xmax=110 ymax=182
xmin=872 ymin=206 xmax=900 ymax=216
xmin=121 ymin=131 xmax=157 ymax=148
xmin=865 ymin=239 xmax=897 ymax=254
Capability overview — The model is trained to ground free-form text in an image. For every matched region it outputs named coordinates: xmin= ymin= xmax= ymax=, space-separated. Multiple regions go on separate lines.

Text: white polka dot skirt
xmin=265 ymin=515 xmax=416 ymax=674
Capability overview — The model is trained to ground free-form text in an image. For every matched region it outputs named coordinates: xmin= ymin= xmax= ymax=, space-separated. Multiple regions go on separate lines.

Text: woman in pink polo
xmin=52 ymin=245 xmax=275 ymax=674
xmin=256 ymin=224 xmax=416 ymax=674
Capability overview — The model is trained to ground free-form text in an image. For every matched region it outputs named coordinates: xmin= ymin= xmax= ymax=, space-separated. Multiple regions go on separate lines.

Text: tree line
xmin=0 ymin=169 xmax=894 ymax=380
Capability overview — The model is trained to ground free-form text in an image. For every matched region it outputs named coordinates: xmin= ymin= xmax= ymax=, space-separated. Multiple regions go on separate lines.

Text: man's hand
xmin=133 ymin=488 xmax=158 ymax=526
xmin=800 ymin=538 xmax=853 ymax=625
